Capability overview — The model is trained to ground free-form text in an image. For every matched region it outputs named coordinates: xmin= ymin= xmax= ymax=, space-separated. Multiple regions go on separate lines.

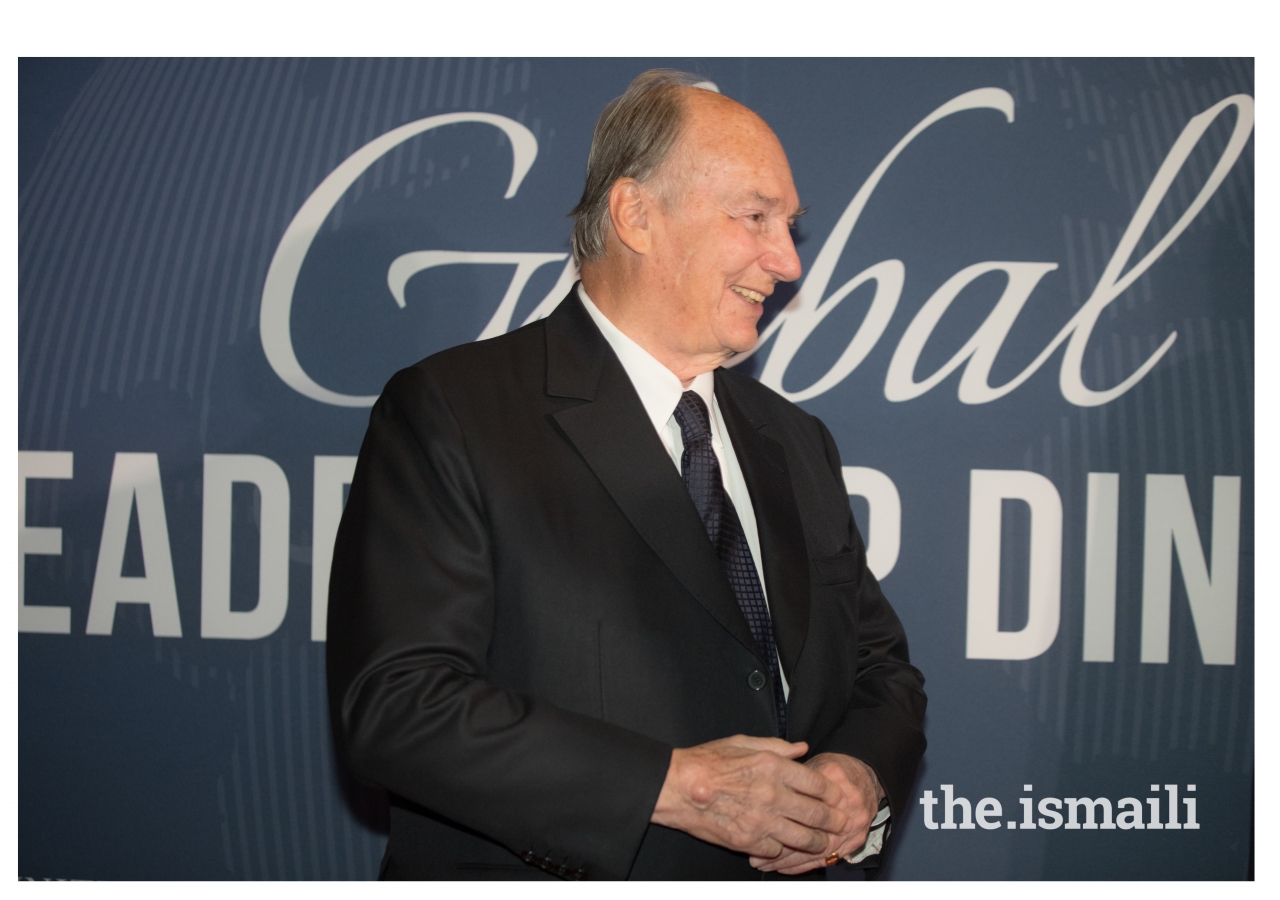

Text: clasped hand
xmin=650 ymin=736 xmax=883 ymax=875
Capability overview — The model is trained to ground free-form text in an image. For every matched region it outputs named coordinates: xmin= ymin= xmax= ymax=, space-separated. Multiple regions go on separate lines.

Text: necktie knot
xmin=673 ymin=391 xmax=712 ymax=444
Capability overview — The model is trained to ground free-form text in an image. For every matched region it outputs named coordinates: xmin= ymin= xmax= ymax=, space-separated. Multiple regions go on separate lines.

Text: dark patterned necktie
xmin=673 ymin=390 xmax=787 ymax=738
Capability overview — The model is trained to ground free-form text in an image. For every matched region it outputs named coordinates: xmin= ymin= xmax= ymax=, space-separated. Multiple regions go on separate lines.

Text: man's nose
xmin=764 ymin=227 xmax=803 ymax=284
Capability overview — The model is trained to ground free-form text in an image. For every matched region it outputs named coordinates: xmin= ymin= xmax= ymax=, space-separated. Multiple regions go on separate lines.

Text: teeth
xmin=730 ymin=285 xmax=765 ymax=304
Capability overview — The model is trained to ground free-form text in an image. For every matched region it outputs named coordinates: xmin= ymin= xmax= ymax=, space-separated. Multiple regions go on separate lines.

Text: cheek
xmin=712 ymin=297 xmax=762 ymax=347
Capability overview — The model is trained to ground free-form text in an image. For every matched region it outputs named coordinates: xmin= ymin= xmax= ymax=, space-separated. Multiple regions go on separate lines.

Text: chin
xmin=713 ymin=306 xmax=763 ymax=355
xmin=723 ymin=327 xmax=760 ymax=356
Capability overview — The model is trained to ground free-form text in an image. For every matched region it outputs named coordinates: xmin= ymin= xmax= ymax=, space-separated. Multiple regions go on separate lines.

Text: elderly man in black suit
xmin=326 ymin=69 xmax=926 ymax=880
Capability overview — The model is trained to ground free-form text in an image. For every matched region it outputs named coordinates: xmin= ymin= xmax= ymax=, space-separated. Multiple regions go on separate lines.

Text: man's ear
xmin=607 ymin=178 xmax=651 ymax=255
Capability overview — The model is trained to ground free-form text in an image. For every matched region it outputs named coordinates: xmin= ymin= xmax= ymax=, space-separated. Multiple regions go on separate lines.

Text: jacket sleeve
xmin=325 ymin=365 xmax=672 ymax=879
xmin=806 ymin=417 xmax=927 ymax=847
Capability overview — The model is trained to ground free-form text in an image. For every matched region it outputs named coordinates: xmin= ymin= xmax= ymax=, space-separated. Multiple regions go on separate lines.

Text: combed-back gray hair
xmin=569 ymin=69 xmax=719 ymax=265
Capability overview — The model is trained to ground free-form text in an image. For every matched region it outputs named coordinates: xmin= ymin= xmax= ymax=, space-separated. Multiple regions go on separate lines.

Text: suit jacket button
xmin=747 ymin=670 xmax=767 ymax=690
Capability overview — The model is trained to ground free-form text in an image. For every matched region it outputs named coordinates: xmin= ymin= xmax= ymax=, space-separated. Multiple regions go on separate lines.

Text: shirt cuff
xmin=843 ymin=799 xmax=892 ymax=865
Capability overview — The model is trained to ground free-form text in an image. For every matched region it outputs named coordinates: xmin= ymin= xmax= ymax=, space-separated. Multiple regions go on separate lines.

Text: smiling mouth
xmin=729 ymin=285 xmax=766 ymax=304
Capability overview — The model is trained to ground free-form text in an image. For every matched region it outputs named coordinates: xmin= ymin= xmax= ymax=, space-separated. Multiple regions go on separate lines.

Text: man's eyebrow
xmin=730 ymin=189 xmax=782 ymax=207
xmin=731 ymin=191 xmax=808 ymax=219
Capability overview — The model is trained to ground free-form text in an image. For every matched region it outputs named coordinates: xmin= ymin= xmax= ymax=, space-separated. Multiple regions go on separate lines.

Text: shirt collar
xmin=577 ymin=283 xmax=716 ymax=435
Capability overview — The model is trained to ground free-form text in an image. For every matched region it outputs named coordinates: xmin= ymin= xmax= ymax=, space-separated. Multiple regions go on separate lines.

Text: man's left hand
xmin=749 ymin=753 xmax=884 ymax=875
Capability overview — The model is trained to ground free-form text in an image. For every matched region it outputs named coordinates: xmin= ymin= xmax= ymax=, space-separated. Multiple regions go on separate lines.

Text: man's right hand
xmin=649 ymin=735 xmax=849 ymax=860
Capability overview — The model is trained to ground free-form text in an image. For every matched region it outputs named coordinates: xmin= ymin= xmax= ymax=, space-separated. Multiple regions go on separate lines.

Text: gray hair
xmin=568 ymin=69 xmax=720 ymax=265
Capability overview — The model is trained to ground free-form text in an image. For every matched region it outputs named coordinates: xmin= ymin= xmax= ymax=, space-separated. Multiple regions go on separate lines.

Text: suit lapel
xmin=714 ymin=371 xmax=811 ymax=682
xmin=546 ymin=292 xmax=760 ymax=659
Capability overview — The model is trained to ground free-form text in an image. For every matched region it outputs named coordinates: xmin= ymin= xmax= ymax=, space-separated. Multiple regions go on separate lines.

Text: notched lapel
xmin=545 ymin=295 xmax=760 ymax=658
xmin=715 ymin=373 xmax=811 ymax=682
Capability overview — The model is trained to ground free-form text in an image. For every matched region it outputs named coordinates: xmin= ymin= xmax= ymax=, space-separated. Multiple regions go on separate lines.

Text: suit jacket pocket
xmin=811 ymin=549 xmax=863 ymax=586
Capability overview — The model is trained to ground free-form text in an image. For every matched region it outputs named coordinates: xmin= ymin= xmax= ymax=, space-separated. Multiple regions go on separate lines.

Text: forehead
xmin=676 ymin=93 xmax=798 ymax=206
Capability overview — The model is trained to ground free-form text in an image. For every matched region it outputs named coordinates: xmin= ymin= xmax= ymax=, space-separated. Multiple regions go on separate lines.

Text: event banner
xmin=18 ymin=58 xmax=1253 ymax=879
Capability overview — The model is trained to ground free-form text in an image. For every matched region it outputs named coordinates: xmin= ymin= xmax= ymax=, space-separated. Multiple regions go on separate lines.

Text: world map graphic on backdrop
xmin=19 ymin=58 xmax=1253 ymax=879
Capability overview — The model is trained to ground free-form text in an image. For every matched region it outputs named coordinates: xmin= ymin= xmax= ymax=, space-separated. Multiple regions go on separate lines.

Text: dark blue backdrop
xmin=18 ymin=57 xmax=1253 ymax=879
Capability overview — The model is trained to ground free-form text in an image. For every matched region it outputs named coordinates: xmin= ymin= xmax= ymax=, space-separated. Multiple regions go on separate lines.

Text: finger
xmin=723 ymin=735 xmax=809 ymax=758
xmin=820 ymin=763 xmax=870 ymax=809
xmin=756 ymin=847 xmax=837 ymax=874
xmin=835 ymin=842 xmax=863 ymax=863
xmin=811 ymin=759 xmax=852 ymax=785
xmin=773 ymin=740 xmax=808 ymax=759
xmin=777 ymin=759 xmax=846 ymax=805
xmin=775 ymin=789 xmax=850 ymax=835
xmin=768 ymin=816 xmax=834 ymax=856
xmin=745 ymin=836 xmax=785 ymax=862
xmin=751 ymin=852 xmax=803 ymax=872
xmin=813 ymin=756 xmax=879 ymax=817
xmin=812 ymin=769 xmax=862 ymax=819
xmin=838 ymin=830 xmax=872 ymax=859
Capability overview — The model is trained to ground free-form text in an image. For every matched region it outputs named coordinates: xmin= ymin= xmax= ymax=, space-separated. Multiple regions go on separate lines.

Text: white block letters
xmin=1141 ymin=475 xmax=1240 ymax=665
xmin=86 ymin=453 xmax=182 ymax=637
xmin=19 ymin=451 xmax=74 ymax=633
xmin=966 ymin=469 xmax=1063 ymax=660
xmin=201 ymin=454 xmax=291 ymax=640
xmin=310 ymin=456 xmax=357 ymax=642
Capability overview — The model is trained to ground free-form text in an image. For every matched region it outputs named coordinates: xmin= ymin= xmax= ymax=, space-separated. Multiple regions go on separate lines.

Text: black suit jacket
xmin=326 ymin=289 xmax=926 ymax=879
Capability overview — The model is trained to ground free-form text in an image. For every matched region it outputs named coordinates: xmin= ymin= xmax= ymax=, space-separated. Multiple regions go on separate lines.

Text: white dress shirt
xmin=578 ymin=284 xmax=788 ymax=698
